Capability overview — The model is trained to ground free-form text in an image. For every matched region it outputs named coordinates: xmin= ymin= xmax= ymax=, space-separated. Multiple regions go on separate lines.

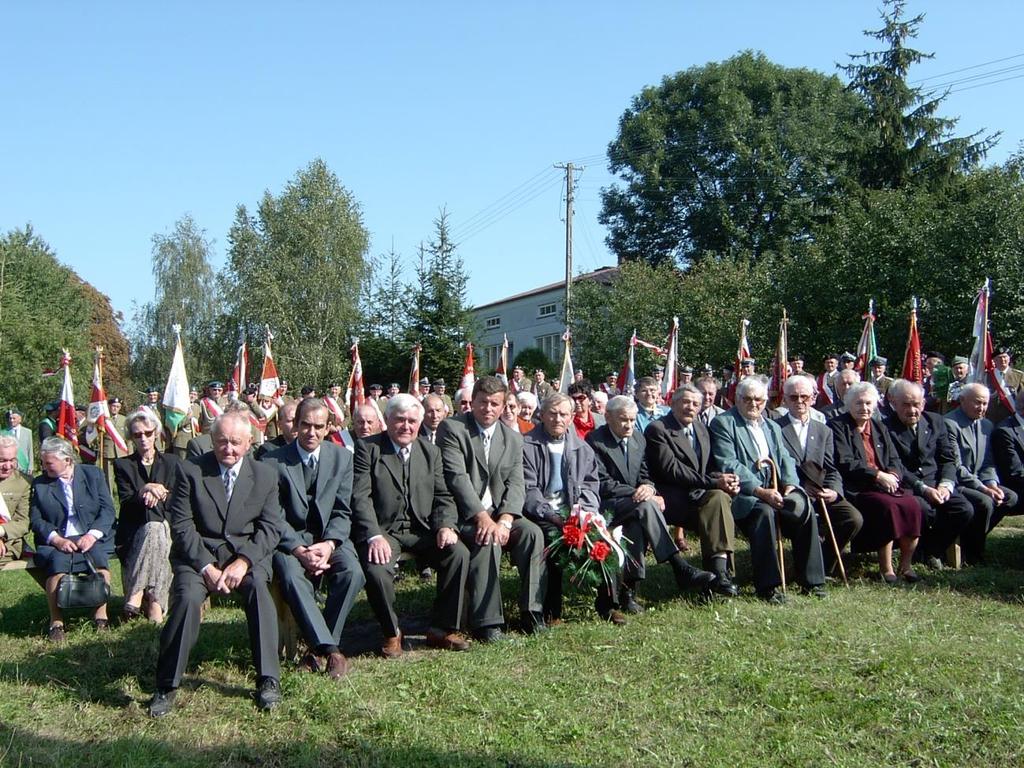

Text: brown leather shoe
xmin=326 ymin=651 xmax=350 ymax=679
xmin=425 ymin=627 xmax=470 ymax=651
xmin=381 ymin=633 xmax=404 ymax=659
xmin=605 ymin=609 xmax=627 ymax=626
xmin=298 ymin=652 xmax=323 ymax=673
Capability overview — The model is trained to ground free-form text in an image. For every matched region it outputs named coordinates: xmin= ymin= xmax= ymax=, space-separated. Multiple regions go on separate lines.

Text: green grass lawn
xmin=2 ymin=522 xmax=1024 ymax=768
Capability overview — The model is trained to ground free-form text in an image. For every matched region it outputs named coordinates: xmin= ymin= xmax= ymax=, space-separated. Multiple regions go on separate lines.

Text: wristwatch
xmin=498 ymin=519 xmax=513 ymax=530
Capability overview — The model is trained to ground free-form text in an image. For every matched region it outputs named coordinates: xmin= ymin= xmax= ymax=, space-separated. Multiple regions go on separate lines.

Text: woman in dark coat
xmin=830 ymin=382 xmax=923 ymax=583
xmin=114 ymin=409 xmax=180 ymax=622
xmin=30 ymin=436 xmax=116 ymax=641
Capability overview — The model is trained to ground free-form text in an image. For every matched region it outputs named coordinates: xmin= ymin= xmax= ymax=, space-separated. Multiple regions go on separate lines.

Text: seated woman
xmin=830 ymin=382 xmax=924 ymax=583
xmin=30 ymin=436 xmax=116 ymax=641
xmin=499 ymin=392 xmax=522 ymax=433
xmin=113 ymin=409 xmax=179 ymax=622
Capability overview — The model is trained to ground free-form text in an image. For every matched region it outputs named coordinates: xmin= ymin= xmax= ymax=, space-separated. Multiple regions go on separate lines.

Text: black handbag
xmin=56 ymin=552 xmax=111 ymax=611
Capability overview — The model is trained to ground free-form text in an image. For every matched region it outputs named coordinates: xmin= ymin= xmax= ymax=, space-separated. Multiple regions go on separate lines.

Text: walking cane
xmin=756 ymin=457 xmax=786 ymax=593
xmin=816 ymin=497 xmax=848 ymax=587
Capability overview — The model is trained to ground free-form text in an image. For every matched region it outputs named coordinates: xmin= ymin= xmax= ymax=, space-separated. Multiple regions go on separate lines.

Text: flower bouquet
xmin=544 ymin=504 xmax=632 ymax=592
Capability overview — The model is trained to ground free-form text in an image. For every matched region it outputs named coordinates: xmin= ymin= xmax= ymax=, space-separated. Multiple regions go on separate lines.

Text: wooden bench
xmin=0 ymin=555 xmax=48 ymax=587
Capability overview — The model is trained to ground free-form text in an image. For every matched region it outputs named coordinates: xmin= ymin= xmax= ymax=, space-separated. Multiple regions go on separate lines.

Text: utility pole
xmin=554 ymin=162 xmax=581 ymax=328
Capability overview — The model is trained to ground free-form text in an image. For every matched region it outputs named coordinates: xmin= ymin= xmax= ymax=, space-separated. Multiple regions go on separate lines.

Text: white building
xmin=472 ymin=266 xmax=618 ymax=371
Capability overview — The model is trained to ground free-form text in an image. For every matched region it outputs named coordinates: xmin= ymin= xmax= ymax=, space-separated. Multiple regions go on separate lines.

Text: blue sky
xmin=3 ymin=2 xmax=1023 ymax=326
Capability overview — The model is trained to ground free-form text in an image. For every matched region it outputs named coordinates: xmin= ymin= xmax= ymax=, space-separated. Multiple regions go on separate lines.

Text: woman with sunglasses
xmin=113 ymin=409 xmax=180 ymax=621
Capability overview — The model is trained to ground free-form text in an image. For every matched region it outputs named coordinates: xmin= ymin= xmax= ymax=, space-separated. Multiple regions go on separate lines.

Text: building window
xmin=483 ymin=344 xmax=502 ymax=371
xmin=535 ymin=333 xmax=561 ymax=362
xmin=485 ymin=316 xmax=501 ymax=329
xmin=538 ymin=302 xmax=558 ymax=318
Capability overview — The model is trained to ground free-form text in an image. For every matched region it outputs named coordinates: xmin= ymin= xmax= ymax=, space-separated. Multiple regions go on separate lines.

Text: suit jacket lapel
xmin=203 ymin=462 xmax=229 ymax=517
xmin=469 ymin=421 xmax=488 ymax=476
xmin=381 ymin=441 xmax=404 ymax=494
xmin=286 ymin=448 xmax=308 ymax=512
xmin=603 ymin=429 xmax=629 ymax=480
xmin=781 ymin=421 xmax=802 ymax=461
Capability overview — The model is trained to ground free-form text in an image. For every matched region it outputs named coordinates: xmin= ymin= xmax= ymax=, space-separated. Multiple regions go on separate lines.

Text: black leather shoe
xmin=256 ymin=677 xmax=282 ymax=711
xmin=520 ymin=612 xmax=548 ymax=635
xmin=148 ymin=689 xmax=177 ymax=718
xmin=710 ymin=573 xmax=739 ymax=597
xmin=757 ymin=588 xmax=788 ymax=605
xmin=620 ymin=588 xmax=644 ymax=615
xmin=473 ymin=625 xmax=505 ymax=643
xmin=802 ymin=584 xmax=827 ymax=599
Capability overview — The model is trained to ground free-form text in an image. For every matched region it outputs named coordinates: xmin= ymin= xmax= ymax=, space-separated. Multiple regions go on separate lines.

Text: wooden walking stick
xmin=756 ymin=457 xmax=786 ymax=593
xmin=816 ymin=497 xmax=848 ymax=587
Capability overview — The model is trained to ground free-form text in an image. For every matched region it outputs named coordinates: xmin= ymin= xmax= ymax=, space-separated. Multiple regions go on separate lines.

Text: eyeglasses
xmin=786 ymin=393 xmax=813 ymax=401
xmin=571 ymin=395 xmax=589 ymax=402
xmin=131 ymin=429 xmax=156 ymax=439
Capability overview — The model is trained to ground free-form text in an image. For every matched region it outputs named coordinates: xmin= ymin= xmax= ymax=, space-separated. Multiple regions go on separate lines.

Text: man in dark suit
xmin=644 ymin=385 xmax=739 ymax=597
xmin=351 ymin=394 xmax=470 ymax=656
xmin=884 ymin=379 xmax=973 ymax=569
xmin=587 ymin=395 xmax=716 ymax=612
xmin=420 ymin=394 xmax=447 ymax=445
xmin=522 ymin=393 xmax=618 ymax=622
xmin=261 ymin=398 xmax=365 ymax=679
xmin=994 ymin=388 xmax=1024 ymax=505
xmin=775 ymin=376 xmax=863 ymax=575
xmin=438 ymin=376 xmax=546 ymax=640
xmin=254 ymin=399 xmax=297 ymax=460
xmin=149 ymin=412 xmax=284 ymax=717
xmin=711 ymin=377 xmax=827 ymax=603
xmin=819 ymin=370 xmax=859 ymax=422
xmin=945 ymin=383 xmax=1020 ymax=564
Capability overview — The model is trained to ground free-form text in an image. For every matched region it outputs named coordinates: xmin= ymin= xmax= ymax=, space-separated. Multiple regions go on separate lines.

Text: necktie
xmin=223 ymin=469 xmax=235 ymax=501
xmin=482 ymin=431 xmax=491 ymax=462
xmin=620 ymin=438 xmax=628 ymax=463
xmin=303 ymin=454 xmax=317 ymax=491
xmin=399 ymin=446 xmax=410 ymax=463
xmin=972 ymin=421 xmax=982 ymax=467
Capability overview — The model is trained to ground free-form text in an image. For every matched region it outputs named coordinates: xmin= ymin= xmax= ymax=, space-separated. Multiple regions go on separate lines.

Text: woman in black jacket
xmin=114 ymin=409 xmax=180 ymax=621
xmin=830 ymin=382 xmax=923 ymax=583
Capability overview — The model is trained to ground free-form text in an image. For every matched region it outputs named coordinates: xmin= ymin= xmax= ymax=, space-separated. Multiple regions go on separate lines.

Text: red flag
xmin=56 ymin=350 xmax=79 ymax=450
xmin=902 ymin=299 xmax=923 ymax=384
xmin=87 ymin=354 xmax=128 ymax=454
xmin=345 ymin=340 xmax=365 ymax=416
xmin=969 ymin=279 xmax=1014 ymax=413
xmin=460 ymin=343 xmax=476 ymax=396
xmin=408 ymin=344 xmax=422 ymax=397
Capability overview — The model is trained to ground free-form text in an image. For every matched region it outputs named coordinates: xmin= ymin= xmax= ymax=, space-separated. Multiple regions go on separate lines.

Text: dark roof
xmin=473 ymin=266 xmax=619 ymax=312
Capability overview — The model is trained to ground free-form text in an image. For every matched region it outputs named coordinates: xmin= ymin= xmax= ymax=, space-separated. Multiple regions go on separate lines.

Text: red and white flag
xmin=408 ymin=344 xmax=422 ymax=397
xmin=344 ymin=340 xmax=365 ymax=416
xmin=227 ymin=333 xmax=248 ymax=398
xmin=661 ymin=317 xmax=679 ymax=403
xmin=495 ymin=335 xmax=509 ymax=386
xmin=86 ymin=353 xmax=128 ymax=454
xmin=616 ymin=331 xmax=637 ymax=397
xmin=726 ymin=319 xmax=751 ymax=406
xmin=460 ymin=343 xmax=476 ymax=396
xmin=56 ymin=350 xmax=79 ymax=450
xmin=258 ymin=329 xmax=280 ymax=398
xmin=769 ymin=311 xmax=789 ymax=409
xmin=969 ymin=279 xmax=1014 ymax=413
xmin=902 ymin=298 xmax=923 ymax=384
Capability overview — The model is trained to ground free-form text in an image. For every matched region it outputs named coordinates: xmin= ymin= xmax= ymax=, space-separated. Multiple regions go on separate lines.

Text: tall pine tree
xmin=841 ymin=0 xmax=998 ymax=190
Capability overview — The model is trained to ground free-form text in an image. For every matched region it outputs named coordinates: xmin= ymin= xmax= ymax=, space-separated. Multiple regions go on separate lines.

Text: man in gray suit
xmin=438 ymin=376 xmax=546 ymax=640
xmin=522 ymin=393 xmax=617 ymax=623
xmin=946 ymin=383 xmax=1020 ymax=564
xmin=261 ymin=398 xmax=365 ymax=678
xmin=586 ymin=396 xmax=716 ymax=613
xmin=711 ymin=377 xmax=826 ymax=603
xmin=775 ymin=376 xmax=863 ymax=575
xmin=351 ymin=394 xmax=471 ymax=656
xmin=150 ymin=412 xmax=284 ymax=717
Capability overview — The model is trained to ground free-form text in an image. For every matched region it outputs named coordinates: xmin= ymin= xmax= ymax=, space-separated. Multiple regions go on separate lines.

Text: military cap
xmin=741 ymin=358 xmax=755 ymax=366
xmin=368 ymin=383 xmax=383 ymax=391
xmin=681 ymin=365 xmax=694 ymax=374
xmin=432 ymin=378 xmax=446 ymax=386
xmin=207 ymin=380 xmax=224 ymax=389
xmin=952 ymin=355 xmax=969 ymax=366
xmin=869 ymin=356 xmax=888 ymax=367
xmin=839 ymin=352 xmax=856 ymax=363
xmin=107 ymin=397 xmax=121 ymax=406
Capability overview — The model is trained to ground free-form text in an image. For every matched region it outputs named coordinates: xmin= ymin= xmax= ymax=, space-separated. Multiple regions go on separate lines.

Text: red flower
xmin=562 ymin=524 xmax=584 ymax=548
xmin=590 ymin=541 xmax=611 ymax=563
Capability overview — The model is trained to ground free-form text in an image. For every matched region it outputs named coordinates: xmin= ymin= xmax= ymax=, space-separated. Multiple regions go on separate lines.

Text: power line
xmin=911 ymin=52 xmax=1024 ymax=84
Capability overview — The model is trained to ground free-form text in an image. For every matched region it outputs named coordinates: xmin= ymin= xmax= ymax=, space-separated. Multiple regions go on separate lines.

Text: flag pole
xmin=95 ymin=346 xmax=105 ymax=468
